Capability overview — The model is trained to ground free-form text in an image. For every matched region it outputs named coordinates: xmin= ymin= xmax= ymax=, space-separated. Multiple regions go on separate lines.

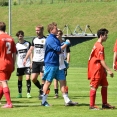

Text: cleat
xmin=16 ymin=93 xmax=22 ymax=98
xmin=41 ymin=101 xmax=50 ymax=107
xmin=65 ymin=101 xmax=78 ymax=106
xmin=27 ymin=93 xmax=32 ymax=98
xmin=1 ymin=103 xmax=13 ymax=108
xmin=102 ymin=103 xmax=115 ymax=109
xmin=89 ymin=105 xmax=100 ymax=110
xmin=53 ymin=94 xmax=59 ymax=99
xmin=39 ymin=95 xmax=43 ymax=100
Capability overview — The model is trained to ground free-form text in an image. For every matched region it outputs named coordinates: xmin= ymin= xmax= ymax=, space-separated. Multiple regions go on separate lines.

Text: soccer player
xmin=16 ymin=30 xmax=32 ymax=98
xmin=53 ymin=29 xmax=70 ymax=98
xmin=0 ymin=22 xmax=16 ymax=108
xmin=88 ymin=28 xmax=115 ymax=110
xmin=23 ymin=25 xmax=46 ymax=99
xmin=41 ymin=22 xmax=78 ymax=106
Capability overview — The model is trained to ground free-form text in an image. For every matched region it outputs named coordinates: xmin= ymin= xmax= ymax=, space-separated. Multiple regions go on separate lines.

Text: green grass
xmin=0 ymin=67 xmax=117 ymax=117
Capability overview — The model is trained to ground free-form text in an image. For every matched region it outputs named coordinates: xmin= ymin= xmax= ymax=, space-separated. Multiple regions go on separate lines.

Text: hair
xmin=36 ymin=24 xmax=44 ymax=31
xmin=0 ymin=22 xmax=6 ymax=32
xmin=97 ymin=28 xmax=109 ymax=38
xmin=47 ymin=22 xmax=57 ymax=33
xmin=58 ymin=29 xmax=63 ymax=36
xmin=16 ymin=30 xmax=24 ymax=37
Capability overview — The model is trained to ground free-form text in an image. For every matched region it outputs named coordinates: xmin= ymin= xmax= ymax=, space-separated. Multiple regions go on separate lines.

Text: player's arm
xmin=23 ymin=46 xmax=34 ymax=66
xmin=113 ymin=51 xmax=117 ymax=70
xmin=100 ymin=60 xmax=114 ymax=78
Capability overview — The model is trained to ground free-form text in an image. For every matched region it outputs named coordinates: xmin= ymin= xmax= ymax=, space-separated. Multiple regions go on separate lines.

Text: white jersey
xmin=59 ymin=42 xmax=67 ymax=70
xmin=32 ymin=36 xmax=46 ymax=62
xmin=16 ymin=41 xmax=31 ymax=68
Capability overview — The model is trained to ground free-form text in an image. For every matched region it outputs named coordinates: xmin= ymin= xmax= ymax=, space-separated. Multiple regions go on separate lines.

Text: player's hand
xmin=23 ymin=58 xmax=26 ymax=66
xmin=108 ymin=70 xmax=114 ymax=78
xmin=113 ymin=64 xmax=117 ymax=71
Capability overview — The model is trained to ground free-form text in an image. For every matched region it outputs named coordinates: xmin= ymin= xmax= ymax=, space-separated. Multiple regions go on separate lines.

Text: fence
xmin=0 ymin=0 xmax=116 ymax=6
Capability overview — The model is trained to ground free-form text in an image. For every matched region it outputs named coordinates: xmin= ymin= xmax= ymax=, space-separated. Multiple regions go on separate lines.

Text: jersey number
xmin=6 ymin=42 xmax=11 ymax=54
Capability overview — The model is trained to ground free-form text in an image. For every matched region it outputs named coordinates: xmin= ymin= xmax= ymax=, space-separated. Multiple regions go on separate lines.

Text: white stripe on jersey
xmin=32 ymin=37 xmax=46 ymax=62
xmin=16 ymin=41 xmax=31 ymax=68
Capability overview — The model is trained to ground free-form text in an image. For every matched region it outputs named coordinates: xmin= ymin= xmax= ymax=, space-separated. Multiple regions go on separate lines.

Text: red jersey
xmin=88 ymin=42 xmax=105 ymax=80
xmin=0 ymin=33 xmax=16 ymax=72
xmin=113 ymin=40 xmax=117 ymax=67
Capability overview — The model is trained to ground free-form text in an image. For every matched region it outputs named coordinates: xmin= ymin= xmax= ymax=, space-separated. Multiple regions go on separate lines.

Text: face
xmin=102 ymin=33 xmax=108 ymax=42
xmin=51 ymin=26 xmax=58 ymax=35
xmin=35 ymin=27 xmax=43 ymax=36
xmin=56 ymin=31 xmax=62 ymax=39
xmin=18 ymin=34 xmax=24 ymax=41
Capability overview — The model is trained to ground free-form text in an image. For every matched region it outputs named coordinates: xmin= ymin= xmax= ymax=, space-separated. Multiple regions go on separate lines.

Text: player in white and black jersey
xmin=53 ymin=29 xmax=71 ymax=99
xmin=23 ymin=25 xmax=46 ymax=99
xmin=16 ymin=30 xmax=32 ymax=98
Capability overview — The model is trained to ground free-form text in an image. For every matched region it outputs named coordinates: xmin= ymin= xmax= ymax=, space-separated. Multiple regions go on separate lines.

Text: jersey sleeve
xmin=97 ymin=46 xmax=104 ymax=61
xmin=31 ymin=37 xmax=35 ymax=46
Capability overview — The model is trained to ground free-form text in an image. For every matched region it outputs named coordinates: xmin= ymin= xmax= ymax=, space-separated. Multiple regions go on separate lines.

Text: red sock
xmin=3 ymin=87 xmax=12 ymax=105
xmin=0 ymin=86 xmax=3 ymax=100
xmin=90 ymin=89 xmax=96 ymax=107
xmin=101 ymin=87 xmax=107 ymax=104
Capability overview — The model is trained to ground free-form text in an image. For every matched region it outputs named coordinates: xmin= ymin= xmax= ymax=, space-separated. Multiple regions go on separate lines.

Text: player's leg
xmin=41 ymin=66 xmax=58 ymax=106
xmin=25 ymin=67 xmax=32 ymax=98
xmin=0 ymin=82 xmax=3 ymax=100
xmin=101 ymin=74 xmax=115 ymax=109
xmin=53 ymin=79 xmax=59 ymax=98
xmin=57 ymin=70 xmax=78 ymax=106
xmin=39 ymin=63 xmax=45 ymax=99
xmin=31 ymin=62 xmax=42 ymax=98
xmin=89 ymin=77 xmax=100 ymax=110
xmin=17 ymin=76 xmax=23 ymax=98
xmin=1 ymin=72 xmax=13 ymax=108
xmin=16 ymin=68 xmax=24 ymax=98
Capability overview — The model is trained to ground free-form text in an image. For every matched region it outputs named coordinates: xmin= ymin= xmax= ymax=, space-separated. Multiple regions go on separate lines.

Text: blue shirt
xmin=44 ymin=34 xmax=61 ymax=66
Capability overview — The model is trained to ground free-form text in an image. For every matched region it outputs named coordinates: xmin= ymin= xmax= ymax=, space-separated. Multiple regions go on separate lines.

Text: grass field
xmin=0 ymin=67 xmax=117 ymax=117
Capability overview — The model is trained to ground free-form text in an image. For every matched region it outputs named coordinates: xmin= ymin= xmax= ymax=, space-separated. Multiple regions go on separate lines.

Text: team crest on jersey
xmin=41 ymin=40 xmax=44 ymax=43
xmin=24 ymin=43 xmax=28 ymax=47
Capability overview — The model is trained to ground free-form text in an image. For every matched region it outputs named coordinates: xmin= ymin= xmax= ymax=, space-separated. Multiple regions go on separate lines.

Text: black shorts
xmin=32 ymin=62 xmax=44 ymax=73
xmin=17 ymin=67 xmax=31 ymax=76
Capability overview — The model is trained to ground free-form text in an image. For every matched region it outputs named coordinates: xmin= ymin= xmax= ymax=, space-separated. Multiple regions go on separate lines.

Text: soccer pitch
xmin=0 ymin=67 xmax=117 ymax=117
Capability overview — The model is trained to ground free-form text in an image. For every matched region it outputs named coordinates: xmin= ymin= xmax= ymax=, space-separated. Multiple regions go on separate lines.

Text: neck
xmin=97 ymin=38 xmax=102 ymax=43
xmin=0 ymin=31 xmax=5 ymax=34
xmin=38 ymin=34 xmax=44 ymax=38
xmin=19 ymin=39 xmax=24 ymax=43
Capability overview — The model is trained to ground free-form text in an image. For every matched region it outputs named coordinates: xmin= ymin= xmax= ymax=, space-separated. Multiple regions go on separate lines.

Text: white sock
xmin=42 ymin=94 xmax=48 ymax=104
xmin=63 ymin=93 xmax=70 ymax=103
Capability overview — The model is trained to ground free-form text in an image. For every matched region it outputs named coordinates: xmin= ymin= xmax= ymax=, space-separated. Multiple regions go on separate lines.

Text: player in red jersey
xmin=88 ymin=28 xmax=115 ymax=110
xmin=0 ymin=22 xmax=16 ymax=108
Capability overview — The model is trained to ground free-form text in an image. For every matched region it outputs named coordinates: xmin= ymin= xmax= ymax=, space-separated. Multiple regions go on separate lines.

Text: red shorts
xmin=0 ymin=71 xmax=11 ymax=81
xmin=90 ymin=71 xmax=108 ymax=88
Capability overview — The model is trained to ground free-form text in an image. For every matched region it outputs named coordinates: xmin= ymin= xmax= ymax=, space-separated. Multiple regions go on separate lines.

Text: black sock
xmin=34 ymin=80 xmax=41 ymax=89
xmin=54 ymin=89 xmax=58 ymax=95
xmin=40 ymin=84 xmax=44 ymax=95
xmin=18 ymin=80 xmax=22 ymax=93
xmin=26 ymin=80 xmax=31 ymax=93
